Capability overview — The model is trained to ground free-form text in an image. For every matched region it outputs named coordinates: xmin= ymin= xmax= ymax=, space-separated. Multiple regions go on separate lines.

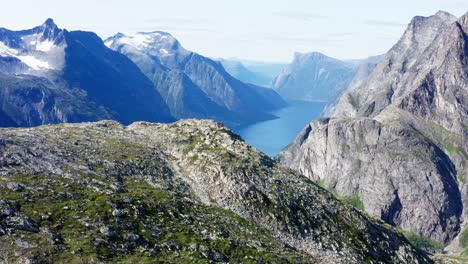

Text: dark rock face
xmin=272 ymin=52 xmax=357 ymax=102
xmin=105 ymin=32 xmax=286 ymax=126
xmin=0 ymin=120 xmax=429 ymax=263
xmin=278 ymin=11 xmax=468 ymax=252
xmin=0 ymin=19 xmax=173 ymax=127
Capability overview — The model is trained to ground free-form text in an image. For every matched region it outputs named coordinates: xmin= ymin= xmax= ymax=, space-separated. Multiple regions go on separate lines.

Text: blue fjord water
xmin=232 ymin=101 xmax=326 ymax=157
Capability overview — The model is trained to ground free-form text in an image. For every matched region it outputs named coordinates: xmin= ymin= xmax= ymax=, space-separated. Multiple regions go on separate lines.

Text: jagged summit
xmin=332 ymin=10 xmax=460 ymax=119
xmin=42 ymin=18 xmax=57 ymax=28
xmin=456 ymin=11 xmax=468 ymax=29
xmin=0 ymin=19 xmax=67 ymax=73
xmin=279 ymin=10 xmax=468 ymax=253
xmin=434 ymin=10 xmax=458 ymax=20
xmin=0 ymin=20 xmax=174 ymax=127
xmin=35 ymin=18 xmax=65 ymax=44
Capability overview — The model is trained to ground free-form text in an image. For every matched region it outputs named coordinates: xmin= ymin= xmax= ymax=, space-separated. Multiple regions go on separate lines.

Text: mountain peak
xmin=408 ymin=11 xmax=457 ymax=29
xmin=434 ymin=10 xmax=457 ymax=20
xmin=106 ymin=31 xmax=185 ymax=55
xmin=42 ymin=18 xmax=57 ymax=29
xmin=457 ymin=11 xmax=468 ymax=29
xmin=114 ymin=32 xmax=126 ymax=38
xmin=293 ymin=52 xmax=329 ymax=63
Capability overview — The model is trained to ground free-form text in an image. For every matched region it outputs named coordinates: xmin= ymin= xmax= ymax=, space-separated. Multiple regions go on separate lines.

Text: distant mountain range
xmin=0 ymin=20 xmax=286 ymax=128
xmin=0 ymin=19 xmax=173 ymax=126
xmin=105 ymin=32 xmax=286 ymax=127
xmin=271 ymin=52 xmax=359 ymax=102
xmin=1 ymin=12 xmax=465 ymax=263
xmin=279 ymin=10 xmax=468 ymax=255
xmin=219 ymin=59 xmax=286 ymax=87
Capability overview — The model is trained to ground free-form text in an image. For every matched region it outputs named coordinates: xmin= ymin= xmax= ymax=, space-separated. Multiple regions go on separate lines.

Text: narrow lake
xmin=233 ymin=101 xmax=326 ymax=157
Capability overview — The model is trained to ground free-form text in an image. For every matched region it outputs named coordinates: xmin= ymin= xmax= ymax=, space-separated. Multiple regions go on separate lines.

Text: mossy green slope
xmin=0 ymin=120 xmax=430 ymax=263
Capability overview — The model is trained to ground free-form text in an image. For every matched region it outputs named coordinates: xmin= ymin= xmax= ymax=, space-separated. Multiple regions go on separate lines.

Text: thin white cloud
xmin=272 ymin=11 xmax=328 ymax=21
xmin=363 ymin=20 xmax=407 ymax=27
xmin=145 ymin=17 xmax=209 ymax=26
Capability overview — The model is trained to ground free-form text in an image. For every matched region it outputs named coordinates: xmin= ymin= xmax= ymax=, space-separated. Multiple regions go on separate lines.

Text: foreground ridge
xmin=0 ymin=120 xmax=428 ymax=263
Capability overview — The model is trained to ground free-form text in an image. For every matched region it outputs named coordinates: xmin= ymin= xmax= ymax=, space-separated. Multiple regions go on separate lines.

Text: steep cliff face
xmin=278 ymin=111 xmax=464 ymax=244
xmin=333 ymin=11 xmax=466 ymax=134
xmin=0 ymin=120 xmax=429 ymax=263
xmin=0 ymin=20 xmax=174 ymax=127
xmin=0 ymin=73 xmax=113 ymax=126
xmin=323 ymin=55 xmax=384 ymax=117
xmin=105 ymin=32 xmax=286 ymax=126
xmin=279 ymin=11 xmax=468 ymax=252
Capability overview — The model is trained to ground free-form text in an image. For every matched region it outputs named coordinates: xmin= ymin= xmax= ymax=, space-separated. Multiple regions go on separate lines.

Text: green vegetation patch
xmin=0 ymin=174 xmax=312 ymax=263
xmin=447 ymin=143 xmax=464 ymax=156
xmin=398 ymin=229 xmax=442 ymax=252
xmin=348 ymin=93 xmax=361 ymax=110
xmin=314 ymin=180 xmax=326 ymax=189
xmin=338 ymin=193 xmax=365 ymax=211
xmin=459 ymin=227 xmax=468 ymax=249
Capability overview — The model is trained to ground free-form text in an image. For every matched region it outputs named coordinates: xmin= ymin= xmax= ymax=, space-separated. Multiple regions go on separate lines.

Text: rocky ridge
xmin=278 ymin=11 xmax=468 ymax=257
xmin=0 ymin=120 xmax=430 ymax=263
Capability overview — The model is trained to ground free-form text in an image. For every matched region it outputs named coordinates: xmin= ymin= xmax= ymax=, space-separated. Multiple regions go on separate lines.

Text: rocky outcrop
xmin=323 ymin=55 xmax=384 ymax=116
xmin=278 ymin=11 xmax=468 ymax=254
xmin=332 ymin=11 xmax=465 ymax=134
xmin=0 ymin=120 xmax=429 ymax=263
xmin=278 ymin=112 xmax=463 ymax=244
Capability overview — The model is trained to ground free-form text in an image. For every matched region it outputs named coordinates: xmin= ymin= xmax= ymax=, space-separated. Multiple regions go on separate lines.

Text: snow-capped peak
xmin=105 ymin=31 xmax=185 ymax=56
xmin=118 ymin=33 xmax=153 ymax=49
xmin=0 ymin=18 xmax=67 ymax=74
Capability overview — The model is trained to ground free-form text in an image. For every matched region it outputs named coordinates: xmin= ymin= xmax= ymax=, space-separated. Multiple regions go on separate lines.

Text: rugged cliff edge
xmin=278 ymin=11 xmax=468 ymax=257
xmin=0 ymin=120 xmax=429 ymax=263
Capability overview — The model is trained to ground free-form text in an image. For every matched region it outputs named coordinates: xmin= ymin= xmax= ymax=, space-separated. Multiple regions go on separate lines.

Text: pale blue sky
xmin=3 ymin=0 xmax=467 ymax=62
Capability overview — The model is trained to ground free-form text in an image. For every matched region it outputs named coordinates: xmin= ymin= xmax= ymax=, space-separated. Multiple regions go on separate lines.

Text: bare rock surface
xmin=0 ymin=120 xmax=429 ymax=263
xmin=278 ymin=11 xmax=468 ymax=255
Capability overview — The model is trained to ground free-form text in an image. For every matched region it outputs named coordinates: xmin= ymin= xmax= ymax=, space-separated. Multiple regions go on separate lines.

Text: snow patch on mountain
xmin=105 ymin=31 xmax=185 ymax=58
xmin=36 ymin=40 xmax=55 ymax=52
xmin=0 ymin=41 xmax=18 ymax=56
xmin=0 ymin=33 xmax=65 ymax=73
xmin=16 ymin=55 xmax=52 ymax=69
xmin=118 ymin=34 xmax=153 ymax=50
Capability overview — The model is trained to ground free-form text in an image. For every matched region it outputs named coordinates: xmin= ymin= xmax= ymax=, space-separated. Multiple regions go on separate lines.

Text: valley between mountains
xmin=0 ymin=8 xmax=467 ymax=264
